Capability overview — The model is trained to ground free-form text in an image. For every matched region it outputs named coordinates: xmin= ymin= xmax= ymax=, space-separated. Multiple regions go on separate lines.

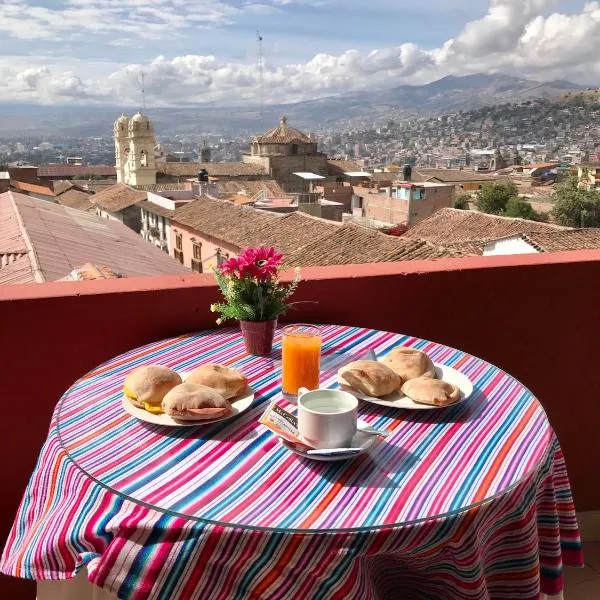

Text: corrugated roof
xmin=404 ymin=208 xmax=565 ymax=245
xmin=91 ymin=183 xmax=147 ymax=212
xmin=37 ymin=165 xmax=116 ymax=177
xmin=157 ymin=162 xmax=266 ymax=178
xmin=0 ymin=191 xmax=189 ymax=284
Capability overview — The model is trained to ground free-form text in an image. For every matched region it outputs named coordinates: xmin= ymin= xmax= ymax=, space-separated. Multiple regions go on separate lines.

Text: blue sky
xmin=0 ymin=0 xmax=596 ymax=105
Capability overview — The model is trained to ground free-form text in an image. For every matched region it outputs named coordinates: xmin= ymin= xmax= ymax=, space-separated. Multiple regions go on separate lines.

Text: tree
xmin=552 ymin=176 xmax=600 ymax=227
xmin=454 ymin=195 xmax=470 ymax=210
xmin=504 ymin=197 xmax=539 ymax=221
xmin=475 ymin=182 xmax=518 ymax=215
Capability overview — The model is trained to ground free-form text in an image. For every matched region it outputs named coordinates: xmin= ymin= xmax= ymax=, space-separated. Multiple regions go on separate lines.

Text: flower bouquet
xmin=211 ymin=247 xmax=300 ymax=355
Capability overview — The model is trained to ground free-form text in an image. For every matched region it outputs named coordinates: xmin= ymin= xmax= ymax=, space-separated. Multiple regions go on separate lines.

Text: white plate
xmin=338 ymin=363 xmax=473 ymax=410
xmin=280 ymin=419 xmax=378 ymax=462
xmin=121 ymin=370 xmax=254 ymax=426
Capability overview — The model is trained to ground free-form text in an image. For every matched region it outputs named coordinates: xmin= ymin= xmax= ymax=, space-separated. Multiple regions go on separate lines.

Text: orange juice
xmin=282 ymin=325 xmax=322 ymax=396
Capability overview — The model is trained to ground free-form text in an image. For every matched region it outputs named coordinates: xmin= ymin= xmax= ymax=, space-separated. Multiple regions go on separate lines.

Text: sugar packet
xmin=259 ymin=402 xmax=313 ymax=450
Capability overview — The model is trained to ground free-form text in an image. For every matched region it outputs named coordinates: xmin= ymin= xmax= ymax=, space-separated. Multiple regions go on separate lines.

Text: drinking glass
xmin=281 ymin=324 xmax=322 ymax=398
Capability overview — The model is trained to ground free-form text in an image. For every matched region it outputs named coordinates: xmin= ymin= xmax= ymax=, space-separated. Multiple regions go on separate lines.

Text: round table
xmin=1 ymin=325 xmax=583 ymax=600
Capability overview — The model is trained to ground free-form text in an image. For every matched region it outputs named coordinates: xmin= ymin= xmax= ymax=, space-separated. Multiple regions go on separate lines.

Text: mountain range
xmin=0 ymin=73 xmax=587 ymax=137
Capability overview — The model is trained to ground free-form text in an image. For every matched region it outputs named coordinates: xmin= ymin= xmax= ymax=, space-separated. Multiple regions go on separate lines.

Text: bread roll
xmin=185 ymin=364 xmax=248 ymax=400
xmin=382 ymin=347 xmax=436 ymax=381
xmin=162 ymin=383 xmax=233 ymax=421
xmin=401 ymin=377 xmax=460 ymax=407
xmin=123 ymin=365 xmax=182 ymax=411
xmin=338 ymin=360 xmax=403 ymax=397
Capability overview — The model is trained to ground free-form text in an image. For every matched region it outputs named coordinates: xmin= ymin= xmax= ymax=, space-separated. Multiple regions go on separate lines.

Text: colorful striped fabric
xmin=1 ymin=326 xmax=583 ymax=599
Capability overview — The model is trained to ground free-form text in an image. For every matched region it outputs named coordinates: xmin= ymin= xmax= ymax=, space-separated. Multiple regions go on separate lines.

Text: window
xmin=174 ymin=249 xmax=184 ymax=264
xmin=413 ymin=188 xmax=425 ymax=200
xmin=216 ymin=248 xmax=228 ymax=266
xmin=193 ymin=243 xmax=202 ymax=260
xmin=175 ymin=233 xmax=182 ymax=250
xmin=291 ymin=144 xmax=298 ymax=155
xmin=140 ymin=150 xmax=148 ymax=167
xmin=191 ymin=258 xmax=202 ymax=273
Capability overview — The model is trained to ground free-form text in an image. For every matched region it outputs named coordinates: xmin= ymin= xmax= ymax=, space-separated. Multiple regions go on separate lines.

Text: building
xmin=0 ymin=172 xmax=9 ymax=194
xmin=410 ymin=169 xmax=499 ymax=192
xmin=0 ymin=191 xmax=189 ymax=284
xmin=578 ymin=164 xmax=600 ymax=189
xmin=139 ymin=190 xmax=196 ymax=254
xmin=91 ymin=183 xmax=147 ymax=232
xmin=403 ymin=207 xmax=566 ymax=253
xmin=242 ymin=116 xmax=328 ymax=194
xmin=353 ymin=181 xmax=455 ymax=227
xmin=483 ymin=229 xmax=600 ymax=256
xmin=114 ymin=113 xmax=157 ymax=187
xmin=36 ymin=165 xmax=116 ymax=182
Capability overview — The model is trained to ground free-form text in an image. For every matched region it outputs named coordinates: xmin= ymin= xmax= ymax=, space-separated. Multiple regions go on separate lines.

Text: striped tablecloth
xmin=1 ymin=326 xmax=583 ymax=599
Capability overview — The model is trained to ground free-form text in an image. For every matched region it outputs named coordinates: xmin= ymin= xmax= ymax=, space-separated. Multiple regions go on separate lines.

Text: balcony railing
xmin=1 ymin=250 xmax=600 ymax=598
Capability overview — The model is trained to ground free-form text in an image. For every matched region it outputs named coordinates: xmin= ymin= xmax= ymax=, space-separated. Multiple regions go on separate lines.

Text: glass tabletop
xmin=56 ymin=325 xmax=552 ymax=533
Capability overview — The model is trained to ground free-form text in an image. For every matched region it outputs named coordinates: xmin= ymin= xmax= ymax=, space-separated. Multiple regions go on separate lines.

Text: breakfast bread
xmin=162 ymin=383 xmax=233 ymax=421
xmin=401 ymin=377 xmax=461 ymax=407
xmin=185 ymin=363 xmax=248 ymax=400
xmin=338 ymin=360 xmax=403 ymax=397
xmin=382 ymin=347 xmax=436 ymax=381
xmin=124 ymin=365 xmax=182 ymax=411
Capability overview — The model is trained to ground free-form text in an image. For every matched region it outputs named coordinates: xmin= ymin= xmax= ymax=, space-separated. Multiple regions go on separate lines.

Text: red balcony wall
xmin=1 ymin=251 xmax=600 ymax=598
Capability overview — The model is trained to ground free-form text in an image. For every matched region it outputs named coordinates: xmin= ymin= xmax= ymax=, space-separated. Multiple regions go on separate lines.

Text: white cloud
xmin=1 ymin=0 xmax=600 ymax=106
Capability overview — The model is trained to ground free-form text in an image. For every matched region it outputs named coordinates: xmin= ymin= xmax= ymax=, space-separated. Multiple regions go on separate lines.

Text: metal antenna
xmin=140 ymin=71 xmax=146 ymax=111
xmin=257 ymin=30 xmax=264 ymax=115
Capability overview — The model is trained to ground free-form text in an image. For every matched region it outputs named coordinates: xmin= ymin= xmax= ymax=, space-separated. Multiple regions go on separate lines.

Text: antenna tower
xmin=140 ymin=71 xmax=147 ymax=111
xmin=257 ymin=30 xmax=264 ymax=115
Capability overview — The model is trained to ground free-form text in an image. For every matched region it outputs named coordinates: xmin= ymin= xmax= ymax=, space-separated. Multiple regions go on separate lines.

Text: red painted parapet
xmin=1 ymin=251 xmax=600 ymax=597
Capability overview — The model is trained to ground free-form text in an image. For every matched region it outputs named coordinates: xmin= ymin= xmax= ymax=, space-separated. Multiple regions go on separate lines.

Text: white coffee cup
xmin=297 ymin=388 xmax=358 ymax=449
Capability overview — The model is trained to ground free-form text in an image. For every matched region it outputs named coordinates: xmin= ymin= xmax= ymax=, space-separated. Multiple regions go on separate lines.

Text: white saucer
xmin=279 ymin=419 xmax=378 ymax=461
xmin=338 ymin=363 xmax=473 ymax=410
xmin=121 ymin=370 xmax=254 ymax=427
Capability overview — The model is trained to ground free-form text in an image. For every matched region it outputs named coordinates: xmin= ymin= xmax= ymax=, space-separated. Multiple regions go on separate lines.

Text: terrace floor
xmin=564 ymin=541 xmax=600 ymax=599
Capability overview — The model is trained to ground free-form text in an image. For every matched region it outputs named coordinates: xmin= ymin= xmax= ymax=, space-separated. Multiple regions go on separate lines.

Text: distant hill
xmin=0 ymin=73 xmax=587 ymax=136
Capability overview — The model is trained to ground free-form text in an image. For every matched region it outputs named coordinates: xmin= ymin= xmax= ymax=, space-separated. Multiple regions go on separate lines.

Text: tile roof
xmin=411 ymin=169 xmax=498 ymax=183
xmin=216 ymin=179 xmax=286 ymax=198
xmin=37 ymin=165 xmax=116 ymax=177
xmin=157 ymin=162 xmax=266 ymax=178
xmin=0 ymin=191 xmax=189 ymax=284
xmin=172 ymin=197 xmax=278 ymax=248
xmin=327 ymin=160 xmax=363 ymax=176
xmin=52 ymin=180 xmax=75 ymax=195
xmin=138 ymin=200 xmax=175 ymax=218
xmin=286 ymin=224 xmax=462 ymax=267
xmin=91 ymin=183 xmax=147 ymax=212
xmin=509 ymin=229 xmax=600 ymax=253
xmin=255 ymin=117 xmax=312 ymax=144
xmin=134 ymin=183 xmax=189 ymax=192
xmin=10 ymin=180 xmax=55 ymax=196
xmin=244 ymin=212 xmax=341 ymax=255
xmin=404 ymin=208 xmax=565 ymax=245
xmin=56 ymin=188 xmax=94 ymax=212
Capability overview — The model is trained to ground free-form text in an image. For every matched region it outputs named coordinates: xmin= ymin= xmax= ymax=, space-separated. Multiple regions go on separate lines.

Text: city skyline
xmin=0 ymin=0 xmax=597 ymax=107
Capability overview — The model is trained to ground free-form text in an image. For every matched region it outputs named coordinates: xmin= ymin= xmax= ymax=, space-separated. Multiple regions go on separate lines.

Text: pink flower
xmin=218 ymin=247 xmax=283 ymax=281
xmin=239 ymin=247 xmax=283 ymax=281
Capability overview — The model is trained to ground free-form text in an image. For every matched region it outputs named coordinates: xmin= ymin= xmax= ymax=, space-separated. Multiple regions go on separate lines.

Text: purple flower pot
xmin=239 ymin=319 xmax=277 ymax=356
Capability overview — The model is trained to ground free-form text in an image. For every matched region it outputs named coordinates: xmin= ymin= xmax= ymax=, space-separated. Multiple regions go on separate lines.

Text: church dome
xmin=255 ymin=116 xmax=311 ymax=144
xmin=113 ymin=113 xmax=129 ymax=136
xmin=129 ymin=112 xmax=153 ymax=134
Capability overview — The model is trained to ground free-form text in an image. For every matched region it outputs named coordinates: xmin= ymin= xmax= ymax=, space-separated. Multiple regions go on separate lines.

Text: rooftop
xmin=0 ymin=191 xmax=189 ymax=284
xmin=158 ymin=162 xmax=266 ymax=178
xmin=254 ymin=116 xmax=312 ymax=145
xmin=404 ymin=208 xmax=565 ymax=245
xmin=216 ymin=179 xmax=286 ymax=198
xmin=507 ymin=229 xmax=600 ymax=253
xmin=411 ymin=169 xmax=498 ymax=183
xmin=91 ymin=183 xmax=147 ymax=212
xmin=326 ymin=159 xmax=363 ymax=177
xmin=37 ymin=165 xmax=116 ymax=178
xmin=55 ymin=188 xmax=95 ymax=212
